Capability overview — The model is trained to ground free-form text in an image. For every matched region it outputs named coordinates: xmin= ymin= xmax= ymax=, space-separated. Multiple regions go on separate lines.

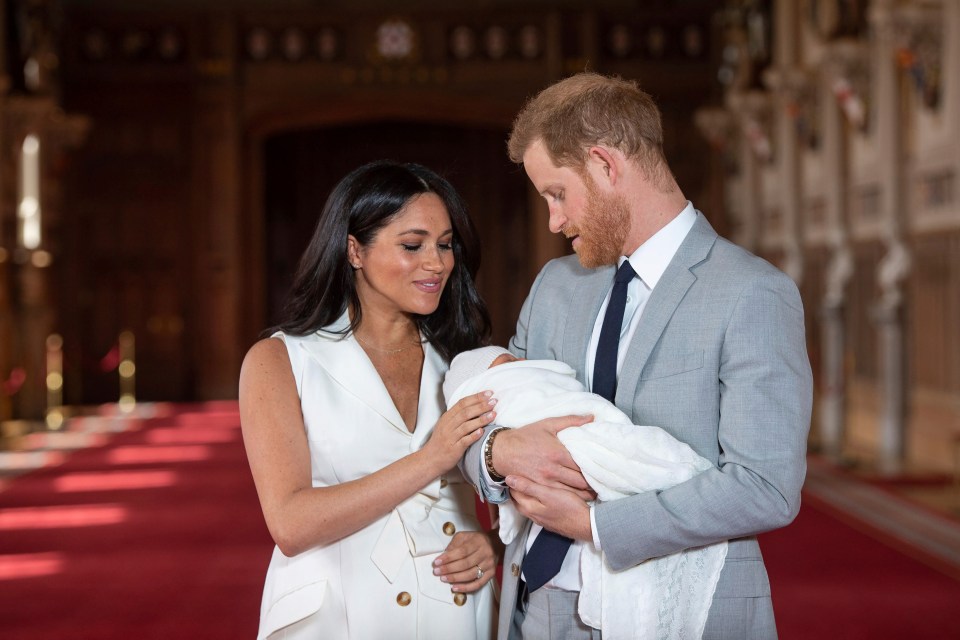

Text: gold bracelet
xmin=484 ymin=427 xmax=507 ymax=482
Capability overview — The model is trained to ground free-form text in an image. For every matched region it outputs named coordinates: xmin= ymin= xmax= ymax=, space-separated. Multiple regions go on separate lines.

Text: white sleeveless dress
xmin=257 ymin=316 xmax=496 ymax=640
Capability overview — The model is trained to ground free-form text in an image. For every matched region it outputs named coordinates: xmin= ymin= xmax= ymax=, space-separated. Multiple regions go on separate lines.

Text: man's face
xmin=522 ymin=140 xmax=630 ymax=268
xmin=577 ymin=176 xmax=631 ymax=268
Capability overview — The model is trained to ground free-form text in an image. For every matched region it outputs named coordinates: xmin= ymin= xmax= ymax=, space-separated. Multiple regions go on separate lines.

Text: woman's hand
xmin=433 ymin=530 xmax=502 ymax=593
xmin=421 ymin=392 xmax=496 ymax=473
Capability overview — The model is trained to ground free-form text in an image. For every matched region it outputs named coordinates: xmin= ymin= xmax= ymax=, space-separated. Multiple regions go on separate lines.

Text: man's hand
xmin=493 ymin=415 xmax=595 ymax=500
xmin=506 ymin=475 xmax=593 ymax=541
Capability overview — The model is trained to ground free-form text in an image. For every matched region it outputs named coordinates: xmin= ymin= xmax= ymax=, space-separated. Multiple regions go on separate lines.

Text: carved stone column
xmin=763 ymin=0 xmax=804 ymax=285
xmin=0 ymin=75 xmax=11 ymax=423
xmin=0 ymin=255 xmax=12 ymax=422
xmin=726 ymin=90 xmax=772 ymax=253
xmin=763 ymin=66 xmax=808 ymax=284
xmin=870 ymin=0 xmax=911 ymax=474
xmin=694 ymin=106 xmax=736 ymax=239
xmin=817 ymin=43 xmax=861 ymax=461
xmin=0 ymin=0 xmax=88 ymax=423
xmin=1 ymin=95 xmax=88 ymax=420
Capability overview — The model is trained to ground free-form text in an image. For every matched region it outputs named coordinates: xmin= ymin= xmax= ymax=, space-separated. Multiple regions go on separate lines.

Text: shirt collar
xmin=621 ymin=201 xmax=697 ymax=289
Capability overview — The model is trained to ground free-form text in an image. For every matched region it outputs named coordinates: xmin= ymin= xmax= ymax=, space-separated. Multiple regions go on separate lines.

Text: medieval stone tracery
xmin=702 ymin=0 xmax=960 ymax=473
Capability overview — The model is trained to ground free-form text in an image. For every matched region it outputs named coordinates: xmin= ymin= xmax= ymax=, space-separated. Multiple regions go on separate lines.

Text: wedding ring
xmin=476 ymin=565 xmax=484 ymax=580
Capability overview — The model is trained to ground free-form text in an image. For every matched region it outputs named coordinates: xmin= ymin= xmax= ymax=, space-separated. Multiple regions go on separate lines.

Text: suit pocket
xmin=712 ymin=558 xmax=771 ymax=598
xmin=261 ymin=579 xmax=327 ymax=638
xmin=640 ymin=350 xmax=704 ymax=380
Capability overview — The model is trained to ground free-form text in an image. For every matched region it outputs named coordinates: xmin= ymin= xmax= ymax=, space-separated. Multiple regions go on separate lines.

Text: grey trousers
xmin=518 ymin=588 xmax=601 ymax=640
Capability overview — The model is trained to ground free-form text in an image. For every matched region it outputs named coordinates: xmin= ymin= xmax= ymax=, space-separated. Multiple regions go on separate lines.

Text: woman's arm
xmin=434 ymin=528 xmax=504 ymax=593
xmin=239 ymin=337 xmax=494 ymax=557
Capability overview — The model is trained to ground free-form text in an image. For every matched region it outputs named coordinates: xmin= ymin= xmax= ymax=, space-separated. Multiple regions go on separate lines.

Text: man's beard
xmin=566 ymin=179 xmax=631 ymax=269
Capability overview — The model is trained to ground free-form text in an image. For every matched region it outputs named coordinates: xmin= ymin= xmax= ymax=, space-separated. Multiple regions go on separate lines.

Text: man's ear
xmin=586 ymin=145 xmax=620 ymax=187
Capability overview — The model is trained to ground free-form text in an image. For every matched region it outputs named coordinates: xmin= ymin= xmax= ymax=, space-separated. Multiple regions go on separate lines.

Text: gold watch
xmin=484 ymin=427 xmax=507 ymax=482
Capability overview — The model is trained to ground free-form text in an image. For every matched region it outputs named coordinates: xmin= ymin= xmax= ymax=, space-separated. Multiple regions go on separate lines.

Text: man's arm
xmin=459 ymin=264 xmax=593 ymax=501
xmin=459 ymin=416 xmax=594 ymax=504
xmin=457 ymin=264 xmax=545 ymax=501
xmin=595 ymin=273 xmax=812 ymax=570
xmin=458 ymin=423 xmax=509 ymax=504
xmin=491 ymin=418 xmax=593 ymax=492
xmin=505 ymin=474 xmax=593 ymax=540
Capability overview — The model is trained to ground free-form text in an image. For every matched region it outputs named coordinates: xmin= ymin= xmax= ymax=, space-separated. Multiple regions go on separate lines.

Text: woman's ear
xmin=347 ymin=235 xmax=362 ymax=269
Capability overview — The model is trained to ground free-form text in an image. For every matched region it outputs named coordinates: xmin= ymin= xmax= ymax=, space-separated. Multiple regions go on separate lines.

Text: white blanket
xmin=447 ymin=359 xmax=728 ymax=640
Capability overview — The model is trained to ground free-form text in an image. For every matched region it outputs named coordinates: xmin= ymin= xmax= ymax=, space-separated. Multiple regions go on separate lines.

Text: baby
xmin=443 ymin=346 xmax=728 ymax=640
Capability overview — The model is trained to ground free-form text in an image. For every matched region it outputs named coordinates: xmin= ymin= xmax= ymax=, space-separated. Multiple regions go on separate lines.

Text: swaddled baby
xmin=443 ymin=346 xmax=728 ymax=640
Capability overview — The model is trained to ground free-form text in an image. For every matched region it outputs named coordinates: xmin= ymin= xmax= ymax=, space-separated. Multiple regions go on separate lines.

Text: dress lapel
xmin=410 ymin=342 xmax=446 ymax=450
xmin=297 ymin=315 xmax=409 ymax=435
xmin=615 ymin=213 xmax=718 ymax=407
xmin=297 ymin=314 xmax=447 ymax=440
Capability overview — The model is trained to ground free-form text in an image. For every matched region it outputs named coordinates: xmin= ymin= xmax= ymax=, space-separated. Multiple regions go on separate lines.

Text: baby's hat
xmin=443 ymin=345 xmax=513 ymax=406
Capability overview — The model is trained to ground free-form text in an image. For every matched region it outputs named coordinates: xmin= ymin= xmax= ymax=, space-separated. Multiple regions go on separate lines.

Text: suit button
xmin=396 ymin=592 xmax=411 ymax=606
xmin=511 ymin=563 xmax=520 ymax=577
xmin=442 ymin=522 xmax=456 ymax=536
xmin=440 ymin=477 xmax=448 ymax=488
xmin=453 ymin=592 xmax=467 ymax=606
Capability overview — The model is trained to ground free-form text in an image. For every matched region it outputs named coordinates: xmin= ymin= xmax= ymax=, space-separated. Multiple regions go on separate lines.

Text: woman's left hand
xmin=433 ymin=531 xmax=501 ymax=593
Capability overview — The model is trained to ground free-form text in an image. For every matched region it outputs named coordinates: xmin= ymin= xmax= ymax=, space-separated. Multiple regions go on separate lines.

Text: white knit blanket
xmin=447 ymin=359 xmax=727 ymax=640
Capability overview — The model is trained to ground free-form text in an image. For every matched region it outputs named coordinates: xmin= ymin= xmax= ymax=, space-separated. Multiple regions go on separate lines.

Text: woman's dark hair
xmin=276 ymin=160 xmax=491 ymax=362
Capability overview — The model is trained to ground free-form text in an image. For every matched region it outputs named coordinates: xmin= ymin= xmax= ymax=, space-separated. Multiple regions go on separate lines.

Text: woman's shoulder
xmin=241 ymin=336 xmax=292 ymax=379
xmin=238 ymin=336 xmax=302 ymax=409
xmin=243 ymin=329 xmax=354 ymax=382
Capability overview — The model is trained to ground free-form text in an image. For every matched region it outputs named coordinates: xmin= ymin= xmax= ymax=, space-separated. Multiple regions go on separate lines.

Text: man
xmin=458 ymin=73 xmax=812 ymax=639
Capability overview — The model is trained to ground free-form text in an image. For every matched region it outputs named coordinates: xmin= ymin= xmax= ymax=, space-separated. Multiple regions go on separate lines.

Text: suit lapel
xmin=563 ymin=265 xmax=614 ymax=384
xmin=615 ymin=213 xmax=718 ymax=407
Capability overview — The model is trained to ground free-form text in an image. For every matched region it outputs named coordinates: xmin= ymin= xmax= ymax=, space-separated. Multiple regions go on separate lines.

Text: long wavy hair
xmin=276 ymin=160 xmax=491 ymax=362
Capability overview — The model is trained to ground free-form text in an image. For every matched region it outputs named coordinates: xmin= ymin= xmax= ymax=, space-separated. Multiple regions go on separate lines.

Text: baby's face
xmin=489 ymin=353 xmax=521 ymax=368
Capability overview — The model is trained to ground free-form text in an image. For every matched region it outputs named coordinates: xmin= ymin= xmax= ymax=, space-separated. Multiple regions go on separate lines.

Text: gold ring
xmin=476 ymin=565 xmax=484 ymax=580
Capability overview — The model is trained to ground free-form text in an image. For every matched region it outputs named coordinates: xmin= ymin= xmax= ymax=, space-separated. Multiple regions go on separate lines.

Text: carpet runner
xmin=1 ymin=403 xmax=958 ymax=639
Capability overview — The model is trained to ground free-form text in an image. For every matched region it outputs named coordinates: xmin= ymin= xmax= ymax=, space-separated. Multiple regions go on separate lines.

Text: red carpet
xmin=1 ymin=403 xmax=958 ymax=639
xmin=0 ymin=403 xmax=272 ymax=640
xmin=761 ymin=495 xmax=960 ymax=639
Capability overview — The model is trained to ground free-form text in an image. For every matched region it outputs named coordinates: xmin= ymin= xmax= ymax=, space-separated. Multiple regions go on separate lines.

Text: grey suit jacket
xmin=462 ymin=213 xmax=812 ymax=640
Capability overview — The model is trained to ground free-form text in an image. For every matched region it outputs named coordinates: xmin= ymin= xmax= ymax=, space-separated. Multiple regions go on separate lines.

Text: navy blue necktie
xmin=592 ymin=260 xmax=637 ymax=402
xmin=522 ymin=260 xmax=636 ymax=593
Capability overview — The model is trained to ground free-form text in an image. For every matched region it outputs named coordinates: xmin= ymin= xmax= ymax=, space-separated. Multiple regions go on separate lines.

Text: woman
xmin=239 ymin=161 xmax=500 ymax=640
